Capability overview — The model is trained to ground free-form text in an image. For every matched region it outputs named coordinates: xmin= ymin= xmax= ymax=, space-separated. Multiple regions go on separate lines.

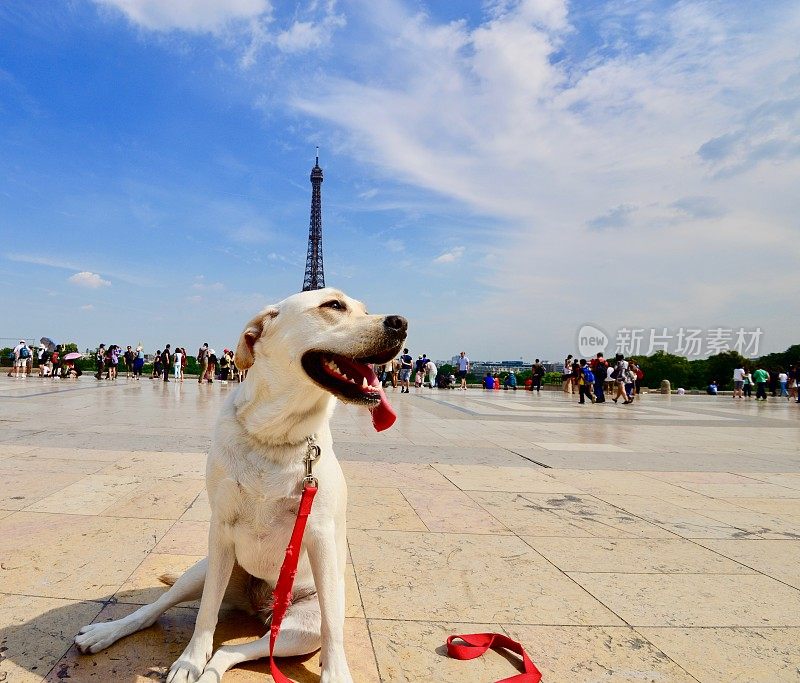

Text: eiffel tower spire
xmin=302 ymin=148 xmax=325 ymax=291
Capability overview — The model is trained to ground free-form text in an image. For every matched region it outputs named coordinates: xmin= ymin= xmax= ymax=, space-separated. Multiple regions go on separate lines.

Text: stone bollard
xmin=660 ymin=379 xmax=671 ymax=394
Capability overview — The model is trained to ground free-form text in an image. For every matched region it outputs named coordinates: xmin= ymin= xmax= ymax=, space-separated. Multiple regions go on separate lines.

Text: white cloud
xmin=68 ymin=271 xmax=111 ymax=288
xmin=433 ymin=246 xmax=464 ymax=264
xmin=275 ymin=13 xmax=345 ymax=53
xmin=80 ymin=304 xmax=95 ymax=311
xmin=93 ymin=0 xmax=272 ymax=34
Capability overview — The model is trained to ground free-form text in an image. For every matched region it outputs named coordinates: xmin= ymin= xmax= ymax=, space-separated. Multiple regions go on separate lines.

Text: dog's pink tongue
xmin=370 ymin=386 xmax=397 ymax=432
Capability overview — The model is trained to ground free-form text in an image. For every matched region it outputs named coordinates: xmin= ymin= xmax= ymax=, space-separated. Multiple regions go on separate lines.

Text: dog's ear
xmin=235 ymin=307 xmax=278 ymax=370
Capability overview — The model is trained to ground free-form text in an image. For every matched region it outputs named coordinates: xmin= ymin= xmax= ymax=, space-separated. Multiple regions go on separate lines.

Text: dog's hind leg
xmin=75 ymin=558 xmax=209 ymax=654
xmin=195 ymin=592 xmax=322 ymax=682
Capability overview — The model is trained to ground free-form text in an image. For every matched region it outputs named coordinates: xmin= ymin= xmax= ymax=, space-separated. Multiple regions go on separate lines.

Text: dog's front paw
xmin=320 ymin=659 xmax=354 ymax=683
xmin=166 ymin=637 xmax=213 ymax=683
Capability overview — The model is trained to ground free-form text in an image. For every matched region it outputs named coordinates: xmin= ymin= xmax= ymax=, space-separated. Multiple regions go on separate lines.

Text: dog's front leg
xmin=167 ymin=521 xmax=235 ymax=683
xmin=308 ymin=520 xmax=352 ymax=683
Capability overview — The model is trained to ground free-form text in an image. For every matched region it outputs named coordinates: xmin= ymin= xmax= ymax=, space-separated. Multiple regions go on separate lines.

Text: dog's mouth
xmin=301 ymin=346 xmax=401 ymax=431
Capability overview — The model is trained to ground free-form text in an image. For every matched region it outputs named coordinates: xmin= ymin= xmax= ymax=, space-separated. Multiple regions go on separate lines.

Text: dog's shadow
xmin=0 ymin=589 xmax=320 ymax=681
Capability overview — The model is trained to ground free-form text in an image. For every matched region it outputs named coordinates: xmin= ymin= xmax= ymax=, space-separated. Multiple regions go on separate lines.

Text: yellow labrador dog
xmin=75 ymin=288 xmax=407 ymax=683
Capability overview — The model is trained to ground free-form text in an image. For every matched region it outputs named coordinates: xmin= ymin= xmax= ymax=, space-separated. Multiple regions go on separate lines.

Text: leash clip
xmin=303 ymin=436 xmax=320 ymax=489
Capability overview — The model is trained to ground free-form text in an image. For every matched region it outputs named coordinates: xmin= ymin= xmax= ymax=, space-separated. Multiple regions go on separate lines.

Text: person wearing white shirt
xmin=732 ymin=366 xmax=745 ymax=399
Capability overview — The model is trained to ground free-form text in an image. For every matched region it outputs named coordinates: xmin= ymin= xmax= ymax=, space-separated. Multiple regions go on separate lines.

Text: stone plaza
xmin=0 ymin=377 xmax=799 ymax=682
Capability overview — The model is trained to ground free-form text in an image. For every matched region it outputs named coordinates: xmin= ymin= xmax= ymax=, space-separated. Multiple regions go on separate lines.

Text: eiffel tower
xmin=302 ymin=149 xmax=325 ymax=291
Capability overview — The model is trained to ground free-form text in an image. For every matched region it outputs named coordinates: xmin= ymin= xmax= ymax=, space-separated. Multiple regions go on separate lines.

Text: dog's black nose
xmin=384 ymin=315 xmax=407 ymax=333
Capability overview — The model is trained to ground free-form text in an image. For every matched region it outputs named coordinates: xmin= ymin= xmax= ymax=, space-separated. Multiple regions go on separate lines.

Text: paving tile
xmin=98 ymin=451 xmax=206 ymax=480
xmin=0 ymin=512 xmax=172 ymax=600
xmin=470 ymin=491 xmax=674 ymax=538
xmin=101 ymin=478 xmax=206 ymax=519
xmin=533 ymin=442 xmax=633 ymax=452
xmin=638 ymin=627 xmax=800 ymax=683
xmin=566 ymin=573 xmax=800 ymax=626
xmin=696 ymin=539 xmax=800 ymax=589
xmin=368 ymin=619 xmax=696 ymax=682
xmin=673 ymin=481 xmax=800 ymax=499
xmin=401 ymin=487 xmax=511 ymax=534
xmin=722 ymin=497 xmax=800 ymax=515
xmin=152 ymin=520 xmax=209 ymax=555
xmin=0 ymin=593 xmax=104 ymax=683
xmin=25 ymin=474 xmax=145 ymax=515
xmin=349 ymin=529 xmax=623 ymax=625
xmin=0 ymin=470 xmax=85 ymax=511
xmin=0 ymin=456 xmax=109 ymax=475
xmin=595 ymin=494 xmax=754 ymax=539
xmin=694 ymin=509 xmax=800 ymax=540
xmin=432 ymin=464 xmax=585 ymax=493
xmin=340 ymin=462 xmax=457 ymax=490
xmin=347 ymin=486 xmax=428 ymax=531
xmin=23 ymin=446 xmax=129 ymax=462
xmin=545 ymin=470 xmax=690 ymax=498
xmin=526 ymin=537 xmax=755 ymax=574
xmin=181 ymin=489 xmax=212 ymax=521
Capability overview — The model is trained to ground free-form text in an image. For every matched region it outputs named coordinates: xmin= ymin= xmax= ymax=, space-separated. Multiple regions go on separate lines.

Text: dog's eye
xmin=321 ymin=300 xmax=345 ymax=311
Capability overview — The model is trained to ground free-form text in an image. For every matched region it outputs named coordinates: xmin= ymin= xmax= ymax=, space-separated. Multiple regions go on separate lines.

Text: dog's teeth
xmin=361 ymin=377 xmax=368 ymax=388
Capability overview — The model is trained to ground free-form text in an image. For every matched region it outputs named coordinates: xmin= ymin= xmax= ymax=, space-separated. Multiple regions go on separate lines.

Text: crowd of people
xmin=557 ymin=353 xmax=642 ymax=405
xmin=5 ymin=339 xmax=244 ymax=384
xmin=8 ymin=338 xmax=798 ymax=406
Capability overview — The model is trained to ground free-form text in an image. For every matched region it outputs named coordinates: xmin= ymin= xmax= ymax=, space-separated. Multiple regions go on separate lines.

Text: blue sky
xmin=1 ymin=0 xmax=798 ymax=361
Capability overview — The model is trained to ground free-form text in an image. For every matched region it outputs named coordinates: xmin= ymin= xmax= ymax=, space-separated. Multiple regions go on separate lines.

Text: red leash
xmin=270 ymin=438 xmax=542 ymax=683
xmin=446 ymin=632 xmax=542 ymax=682
xmin=269 ymin=481 xmax=317 ymax=683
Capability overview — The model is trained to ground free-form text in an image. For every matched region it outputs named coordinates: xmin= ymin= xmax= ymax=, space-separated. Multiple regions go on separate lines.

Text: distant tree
xmin=62 ymin=342 xmax=79 ymax=353
xmin=631 ymin=351 xmax=691 ymax=389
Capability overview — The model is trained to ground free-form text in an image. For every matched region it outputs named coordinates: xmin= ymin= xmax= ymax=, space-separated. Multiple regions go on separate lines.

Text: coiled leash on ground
xmin=270 ymin=437 xmax=543 ymax=682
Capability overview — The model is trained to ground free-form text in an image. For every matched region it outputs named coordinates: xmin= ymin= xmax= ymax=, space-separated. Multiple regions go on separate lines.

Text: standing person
xmin=768 ymin=370 xmax=778 ymax=397
xmin=11 ymin=340 xmax=29 ymax=378
xmin=732 ymin=364 xmax=745 ymax=399
xmin=51 ymin=345 xmax=61 ymax=379
xmin=425 ymin=357 xmax=437 ymax=389
xmin=753 ymin=366 xmax=769 ymax=401
xmin=399 ymin=348 xmax=413 ymax=393
xmin=788 ymin=365 xmax=798 ymax=402
xmin=161 ymin=345 xmax=171 ymax=382
xmin=37 ymin=345 xmax=47 ymax=377
xmin=531 ymin=359 xmax=545 ymax=393
xmin=197 ymin=343 xmax=209 ymax=384
xmin=456 ymin=351 xmax=470 ymax=390
xmin=219 ymin=349 xmax=231 ymax=383
xmin=152 ymin=350 xmax=162 ymax=379
xmin=562 ymin=354 xmax=574 ymax=394
xmin=612 ymin=354 xmax=632 ymax=404
xmin=778 ymin=369 xmax=788 ymax=397
xmin=578 ymin=359 xmax=595 ymax=404
xmin=109 ymin=345 xmax=119 ymax=380
xmin=174 ymin=346 xmax=183 ymax=381
xmin=133 ymin=345 xmax=144 ymax=379
xmin=742 ymin=368 xmax=753 ymax=398
xmin=592 ymin=353 xmax=608 ymax=403
xmin=181 ymin=347 xmax=188 ymax=381
xmin=95 ymin=344 xmax=106 ymax=380
xmin=414 ymin=355 xmax=426 ymax=388
xmin=207 ymin=349 xmax=217 ymax=383
xmin=124 ymin=346 xmax=134 ymax=378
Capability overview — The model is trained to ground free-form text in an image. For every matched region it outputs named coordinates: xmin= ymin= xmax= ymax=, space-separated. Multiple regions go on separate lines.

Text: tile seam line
xmin=347 ymin=536 xmax=383 ymax=681
xmin=515 ymin=534 xmax=704 ymax=683
xmin=586 ymin=491 xmax=800 ymax=585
